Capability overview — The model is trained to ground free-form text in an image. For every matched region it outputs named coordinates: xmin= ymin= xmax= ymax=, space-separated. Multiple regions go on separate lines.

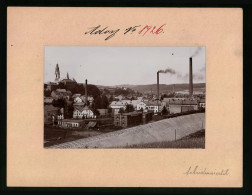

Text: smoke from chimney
xmin=158 ymin=68 xmax=176 ymax=74
xmin=191 ymin=47 xmax=202 ymax=58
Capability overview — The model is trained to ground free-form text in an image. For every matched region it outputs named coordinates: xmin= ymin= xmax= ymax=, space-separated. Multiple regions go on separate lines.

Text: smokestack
xmin=85 ymin=79 xmax=88 ymax=105
xmin=189 ymin=57 xmax=193 ymax=97
xmin=157 ymin=71 xmax=159 ymax=100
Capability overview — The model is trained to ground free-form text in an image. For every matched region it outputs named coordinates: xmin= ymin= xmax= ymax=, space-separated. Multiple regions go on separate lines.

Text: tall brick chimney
xmin=85 ymin=79 xmax=88 ymax=105
xmin=157 ymin=71 xmax=159 ymax=100
xmin=189 ymin=57 xmax=193 ymax=97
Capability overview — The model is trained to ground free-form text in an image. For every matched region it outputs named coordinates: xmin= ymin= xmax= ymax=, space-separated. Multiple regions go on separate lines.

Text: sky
xmin=44 ymin=46 xmax=205 ymax=86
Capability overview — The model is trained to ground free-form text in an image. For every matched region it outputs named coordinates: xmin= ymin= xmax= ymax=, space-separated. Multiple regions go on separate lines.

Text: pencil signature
xmin=184 ymin=165 xmax=229 ymax=176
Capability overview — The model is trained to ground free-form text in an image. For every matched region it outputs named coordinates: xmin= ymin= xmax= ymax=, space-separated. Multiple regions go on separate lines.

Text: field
xmin=123 ymin=129 xmax=205 ymax=148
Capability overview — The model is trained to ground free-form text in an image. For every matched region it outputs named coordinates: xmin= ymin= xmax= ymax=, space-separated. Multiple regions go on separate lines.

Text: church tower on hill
xmin=55 ymin=63 xmax=60 ymax=82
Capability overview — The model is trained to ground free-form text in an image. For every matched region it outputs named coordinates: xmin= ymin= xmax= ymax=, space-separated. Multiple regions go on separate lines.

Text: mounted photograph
xmin=44 ymin=46 xmax=206 ymax=148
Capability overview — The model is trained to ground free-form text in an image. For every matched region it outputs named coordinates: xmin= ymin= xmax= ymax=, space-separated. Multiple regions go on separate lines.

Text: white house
xmin=145 ymin=101 xmax=162 ymax=113
xmin=136 ymin=101 xmax=147 ymax=111
xmin=73 ymin=106 xmax=95 ymax=119
xmin=74 ymin=96 xmax=83 ymax=103
xmin=109 ymin=101 xmax=127 ymax=115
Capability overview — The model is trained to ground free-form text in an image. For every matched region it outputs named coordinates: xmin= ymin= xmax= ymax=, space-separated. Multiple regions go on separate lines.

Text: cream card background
xmin=7 ymin=7 xmax=242 ymax=187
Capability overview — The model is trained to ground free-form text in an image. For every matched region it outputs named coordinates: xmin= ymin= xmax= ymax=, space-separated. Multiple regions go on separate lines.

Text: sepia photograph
xmin=44 ymin=46 xmax=206 ymax=148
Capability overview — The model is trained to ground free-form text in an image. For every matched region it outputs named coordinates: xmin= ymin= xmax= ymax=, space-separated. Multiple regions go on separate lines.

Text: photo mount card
xmin=7 ymin=7 xmax=242 ymax=187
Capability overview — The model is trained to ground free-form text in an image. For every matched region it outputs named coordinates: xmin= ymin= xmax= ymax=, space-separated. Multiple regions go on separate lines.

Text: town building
xmin=114 ymin=112 xmax=143 ymax=128
xmin=51 ymin=89 xmax=72 ymax=100
xmin=145 ymin=101 xmax=162 ymax=114
xmin=169 ymin=99 xmax=198 ymax=114
xmin=73 ymin=106 xmax=95 ymax=119
xmin=114 ymin=111 xmax=153 ymax=128
xmin=59 ymin=72 xmax=77 ymax=90
xmin=80 ymin=95 xmax=94 ymax=105
xmin=199 ymin=99 xmax=206 ymax=108
xmin=110 ymin=101 xmax=127 ymax=115
xmin=58 ymin=119 xmax=86 ymax=128
xmin=44 ymin=105 xmax=59 ymax=124
xmin=136 ymin=101 xmax=147 ymax=111
xmin=142 ymin=111 xmax=154 ymax=124
xmin=44 ymin=97 xmax=54 ymax=105
xmin=44 ymin=82 xmax=58 ymax=91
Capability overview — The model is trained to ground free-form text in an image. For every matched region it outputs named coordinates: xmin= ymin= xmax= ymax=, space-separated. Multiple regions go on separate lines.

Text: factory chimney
xmin=157 ymin=71 xmax=159 ymax=100
xmin=85 ymin=79 xmax=88 ymax=105
xmin=189 ymin=57 xmax=193 ymax=97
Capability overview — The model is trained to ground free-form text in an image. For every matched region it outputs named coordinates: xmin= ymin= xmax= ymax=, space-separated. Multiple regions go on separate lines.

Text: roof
xmin=169 ymin=99 xmax=198 ymax=105
xmin=73 ymin=102 xmax=85 ymax=106
xmin=62 ymin=119 xmax=84 ymax=123
xmin=46 ymin=82 xmax=58 ymax=85
xmin=121 ymin=111 xmax=142 ymax=116
xmin=44 ymin=105 xmax=58 ymax=112
xmin=81 ymin=96 xmax=94 ymax=101
xmin=72 ymin=94 xmax=81 ymax=98
xmin=110 ymin=101 xmax=127 ymax=106
xmin=146 ymin=101 xmax=161 ymax=106
xmin=44 ymin=97 xmax=54 ymax=103
xmin=75 ymin=106 xmax=93 ymax=112
xmin=199 ymin=99 xmax=206 ymax=103
xmin=60 ymin=78 xmax=76 ymax=83
xmin=182 ymin=100 xmax=198 ymax=105
xmin=163 ymin=98 xmax=185 ymax=102
xmin=169 ymin=100 xmax=183 ymax=105
xmin=52 ymin=89 xmax=72 ymax=96
xmin=56 ymin=89 xmax=67 ymax=92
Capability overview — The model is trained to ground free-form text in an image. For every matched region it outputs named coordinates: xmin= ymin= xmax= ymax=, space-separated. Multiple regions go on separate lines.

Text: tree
xmin=108 ymin=107 xmax=112 ymax=116
xmin=125 ymin=104 xmax=134 ymax=113
xmin=52 ymin=98 xmax=65 ymax=108
xmin=161 ymin=106 xmax=168 ymax=115
xmin=87 ymin=84 xmax=101 ymax=99
xmin=93 ymin=109 xmax=100 ymax=117
xmin=109 ymin=95 xmax=114 ymax=102
xmin=118 ymin=108 xmax=124 ymax=114
xmin=64 ymin=102 xmax=74 ymax=118
xmin=101 ymin=95 xmax=109 ymax=109
xmin=58 ymin=82 xmax=66 ymax=89
xmin=44 ymin=90 xmax=51 ymax=97
xmin=93 ymin=96 xmax=102 ymax=109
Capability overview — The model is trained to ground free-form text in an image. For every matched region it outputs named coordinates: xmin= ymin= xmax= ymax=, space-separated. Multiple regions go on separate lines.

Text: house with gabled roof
xmin=73 ymin=106 xmax=95 ymax=119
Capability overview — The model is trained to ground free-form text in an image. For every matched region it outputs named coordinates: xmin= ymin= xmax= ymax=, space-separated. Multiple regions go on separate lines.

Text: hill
xmin=97 ymin=83 xmax=205 ymax=94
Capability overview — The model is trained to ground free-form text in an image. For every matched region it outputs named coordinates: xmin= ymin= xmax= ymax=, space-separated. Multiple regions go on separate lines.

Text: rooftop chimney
xmin=189 ymin=57 xmax=193 ymax=97
xmin=85 ymin=79 xmax=88 ymax=105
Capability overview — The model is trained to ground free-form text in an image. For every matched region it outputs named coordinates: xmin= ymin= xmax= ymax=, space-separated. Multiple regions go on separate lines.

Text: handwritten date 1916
xmin=84 ymin=24 xmax=166 ymax=41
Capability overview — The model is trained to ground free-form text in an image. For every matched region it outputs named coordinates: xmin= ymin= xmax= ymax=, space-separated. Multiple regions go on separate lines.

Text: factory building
xmin=169 ymin=99 xmax=198 ymax=114
xmin=114 ymin=111 xmax=153 ymax=128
